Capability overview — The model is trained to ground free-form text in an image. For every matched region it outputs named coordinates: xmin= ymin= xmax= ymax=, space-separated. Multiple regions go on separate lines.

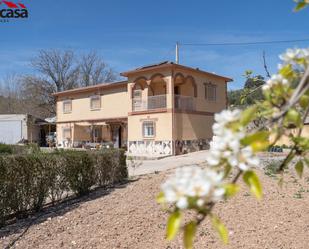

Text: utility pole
xmin=175 ymin=42 xmax=179 ymax=64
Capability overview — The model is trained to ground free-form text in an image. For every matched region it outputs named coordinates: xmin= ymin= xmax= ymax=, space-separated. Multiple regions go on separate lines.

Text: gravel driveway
xmin=127 ymin=150 xmax=211 ymax=176
xmin=1 ymin=152 xmax=307 ymax=249
xmin=127 ymin=150 xmax=288 ymax=176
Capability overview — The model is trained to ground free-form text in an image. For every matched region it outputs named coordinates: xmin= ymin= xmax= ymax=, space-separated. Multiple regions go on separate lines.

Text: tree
xmin=18 ymin=49 xmax=119 ymax=117
xmin=79 ymin=52 xmax=117 ymax=86
xmin=20 ymin=76 xmax=56 ymax=117
xmin=0 ymin=73 xmax=23 ymax=114
xmin=228 ymin=74 xmax=265 ymax=107
xmin=31 ymin=49 xmax=79 ymax=92
xmin=244 ymin=75 xmax=265 ymax=89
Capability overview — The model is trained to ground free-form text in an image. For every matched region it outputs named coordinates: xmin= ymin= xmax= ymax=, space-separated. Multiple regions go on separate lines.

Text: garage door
xmin=0 ymin=120 xmax=22 ymax=144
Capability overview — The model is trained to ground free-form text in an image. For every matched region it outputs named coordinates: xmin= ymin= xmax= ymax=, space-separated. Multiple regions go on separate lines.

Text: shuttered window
xmin=90 ymin=95 xmax=101 ymax=110
xmin=63 ymin=100 xmax=72 ymax=113
xmin=205 ymin=83 xmax=217 ymax=101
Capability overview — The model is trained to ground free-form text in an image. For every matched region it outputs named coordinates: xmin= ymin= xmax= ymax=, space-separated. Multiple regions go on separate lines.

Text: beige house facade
xmin=275 ymin=117 xmax=309 ymax=146
xmin=54 ymin=62 xmax=232 ymax=157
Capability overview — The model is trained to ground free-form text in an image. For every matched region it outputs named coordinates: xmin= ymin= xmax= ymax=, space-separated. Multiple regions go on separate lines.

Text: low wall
xmin=128 ymin=139 xmax=210 ymax=157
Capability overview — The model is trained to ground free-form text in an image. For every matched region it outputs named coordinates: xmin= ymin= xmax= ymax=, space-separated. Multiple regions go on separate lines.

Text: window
xmin=62 ymin=128 xmax=71 ymax=140
xmin=133 ymin=88 xmax=142 ymax=111
xmin=63 ymin=100 xmax=72 ymax=113
xmin=90 ymin=95 xmax=101 ymax=110
xmin=143 ymin=121 xmax=155 ymax=138
xmin=205 ymin=83 xmax=217 ymax=101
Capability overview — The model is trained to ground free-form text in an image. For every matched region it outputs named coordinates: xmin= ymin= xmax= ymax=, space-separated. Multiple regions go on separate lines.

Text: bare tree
xmin=0 ymin=49 xmax=118 ymax=117
xmin=31 ymin=49 xmax=80 ymax=92
xmin=20 ymin=76 xmax=56 ymax=116
xmin=0 ymin=73 xmax=23 ymax=114
xmin=79 ymin=51 xmax=118 ymax=86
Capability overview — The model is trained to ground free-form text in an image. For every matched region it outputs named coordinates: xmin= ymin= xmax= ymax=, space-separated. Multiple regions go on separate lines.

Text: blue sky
xmin=0 ymin=0 xmax=309 ymax=89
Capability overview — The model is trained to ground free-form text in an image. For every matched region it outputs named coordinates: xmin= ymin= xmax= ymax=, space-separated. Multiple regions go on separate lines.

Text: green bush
xmin=0 ymin=143 xmax=13 ymax=154
xmin=0 ymin=149 xmax=127 ymax=226
xmin=62 ymin=151 xmax=96 ymax=196
xmin=93 ymin=149 xmax=128 ymax=186
xmin=0 ymin=143 xmax=41 ymax=155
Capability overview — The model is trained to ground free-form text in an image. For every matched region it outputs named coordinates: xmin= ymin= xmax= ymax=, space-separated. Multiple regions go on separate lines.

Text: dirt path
xmin=1 ymin=166 xmax=309 ymax=249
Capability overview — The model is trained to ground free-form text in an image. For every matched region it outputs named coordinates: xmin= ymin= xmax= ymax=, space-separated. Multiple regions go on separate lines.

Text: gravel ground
xmin=1 ymin=157 xmax=309 ymax=249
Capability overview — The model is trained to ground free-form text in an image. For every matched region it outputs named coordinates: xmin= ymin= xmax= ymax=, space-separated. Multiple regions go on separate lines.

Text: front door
xmin=112 ymin=125 xmax=121 ymax=148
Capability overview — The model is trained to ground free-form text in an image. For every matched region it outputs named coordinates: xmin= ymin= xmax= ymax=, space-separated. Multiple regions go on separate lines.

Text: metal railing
xmin=132 ymin=94 xmax=195 ymax=112
xmin=174 ymin=95 xmax=195 ymax=111
xmin=132 ymin=94 xmax=167 ymax=111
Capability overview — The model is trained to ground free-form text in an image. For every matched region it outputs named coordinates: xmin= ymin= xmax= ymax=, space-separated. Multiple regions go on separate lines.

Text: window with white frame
xmin=90 ymin=95 xmax=101 ymax=110
xmin=63 ymin=100 xmax=72 ymax=113
xmin=143 ymin=121 xmax=155 ymax=138
xmin=62 ymin=128 xmax=71 ymax=140
xmin=205 ymin=83 xmax=217 ymax=101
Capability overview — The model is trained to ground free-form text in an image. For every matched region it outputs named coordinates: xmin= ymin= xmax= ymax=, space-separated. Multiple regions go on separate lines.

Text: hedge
xmin=0 ymin=149 xmax=127 ymax=226
xmin=0 ymin=143 xmax=41 ymax=155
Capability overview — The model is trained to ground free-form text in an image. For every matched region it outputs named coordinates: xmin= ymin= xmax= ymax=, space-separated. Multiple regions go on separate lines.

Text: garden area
xmin=0 ymin=143 xmax=128 ymax=229
xmin=0 ymin=156 xmax=308 ymax=249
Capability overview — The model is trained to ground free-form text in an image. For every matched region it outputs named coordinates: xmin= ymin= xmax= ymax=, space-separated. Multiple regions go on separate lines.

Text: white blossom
xmin=279 ymin=48 xmax=309 ymax=67
xmin=161 ymin=166 xmax=225 ymax=209
xmin=213 ymin=109 xmax=242 ymax=136
xmin=262 ymin=74 xmax=289 ymax=91
xmin=207 ymin=109 xmax=260 ymax=171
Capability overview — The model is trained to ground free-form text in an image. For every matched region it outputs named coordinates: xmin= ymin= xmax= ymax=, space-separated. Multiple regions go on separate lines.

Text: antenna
xmin=175 ymin=42 xmax=179 ymax=64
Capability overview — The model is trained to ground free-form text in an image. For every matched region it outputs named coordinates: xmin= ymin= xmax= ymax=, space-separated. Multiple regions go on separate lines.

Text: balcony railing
xmin=132 ymin=94 xmax=167 ymax=112
xmin=132 ymin=94 xmax=196 ymax=112
xmin=174 ymin=95 xmax=195 ymax=111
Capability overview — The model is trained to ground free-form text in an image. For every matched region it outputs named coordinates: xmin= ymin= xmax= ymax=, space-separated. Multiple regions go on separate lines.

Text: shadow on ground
xmin=0 ymin=178 xmax=139 ymax=248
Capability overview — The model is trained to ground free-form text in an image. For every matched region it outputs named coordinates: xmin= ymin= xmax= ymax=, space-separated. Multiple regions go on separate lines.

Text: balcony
xmin=174 ymin=95 xmax=195 ymax=111
xmin=132 ymin=94 xmax=196 ymax=112
xmin=132 ymin=94 xmax=167 ymax=112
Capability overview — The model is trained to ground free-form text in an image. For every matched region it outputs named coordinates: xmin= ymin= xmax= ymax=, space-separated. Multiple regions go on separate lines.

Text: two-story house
xmin=53 ymin=61 xmax=232 ymax=157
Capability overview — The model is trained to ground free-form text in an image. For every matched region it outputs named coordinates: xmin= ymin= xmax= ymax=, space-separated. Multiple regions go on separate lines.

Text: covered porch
xmin=58 ymin=119 xmax=127 ymax=149
xmin=131 ymin=72 xmax=197 ymax=112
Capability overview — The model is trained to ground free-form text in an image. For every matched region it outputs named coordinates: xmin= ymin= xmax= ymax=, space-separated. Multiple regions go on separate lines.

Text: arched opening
xmin=173 ymin=74 xmax=196 ymax=110
xmin=132 ymin=77 xmax=147 ymax=111
xmin=150 ymin=73 xmax=167 ymax=95
xmin=147 ymin=73 xmax=167 ymax=110
xmin=184 ymin=76 xmax=197 ymax=97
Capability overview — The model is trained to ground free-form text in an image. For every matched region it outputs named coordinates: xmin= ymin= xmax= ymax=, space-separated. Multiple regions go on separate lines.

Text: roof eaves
xmin=53 ymin=80 xmax=128 ymax=97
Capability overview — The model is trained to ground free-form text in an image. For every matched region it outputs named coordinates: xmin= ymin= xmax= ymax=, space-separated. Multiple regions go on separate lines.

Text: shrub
xmin=0 ymin=143 xmax=41 ymax=155
xmin=0 ymin=143 xmax=13 ymax=154
xmin=0 ymin=149 xmax=127 ymax=226
xmin=264 ymin=160 xmax=284 ymax=177
xmin=62 ymin=151 xmax=96 ymax=196
xmin=93 ymin=149 xmax=128 ymax=186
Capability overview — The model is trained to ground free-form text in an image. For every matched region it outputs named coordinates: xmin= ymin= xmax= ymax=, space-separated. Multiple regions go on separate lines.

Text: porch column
xmin=170 ymin=74 xmax=176 ymax=155
xmin=71 ymin=123 xmax=75 ymax=148
xmin=166 ymin=76 xmax=174 ymax=109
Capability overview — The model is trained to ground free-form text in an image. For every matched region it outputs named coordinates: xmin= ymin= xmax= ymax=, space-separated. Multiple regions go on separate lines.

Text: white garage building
xmin=0 ymin=114 xmax=42 ymax=144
